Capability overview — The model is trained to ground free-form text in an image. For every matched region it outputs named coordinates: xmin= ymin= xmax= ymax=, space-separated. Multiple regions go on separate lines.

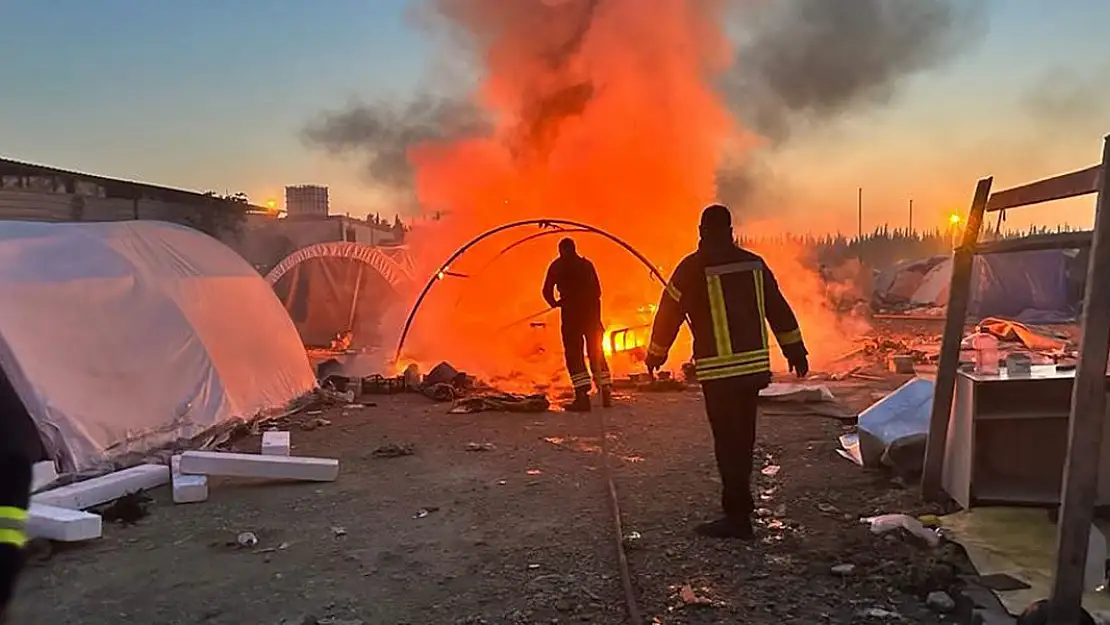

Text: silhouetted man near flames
xmin=543 ymin=238 xmax=613 ymax=411
xmin=645 ymin=204 xmax=809 ymax=539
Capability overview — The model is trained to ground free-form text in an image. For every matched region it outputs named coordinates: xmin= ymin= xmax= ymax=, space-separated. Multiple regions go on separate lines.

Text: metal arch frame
xmin=394 ymin=218 xmax=670 ymax=362
xmin=264 ymin=241 xmax=416 ymax=288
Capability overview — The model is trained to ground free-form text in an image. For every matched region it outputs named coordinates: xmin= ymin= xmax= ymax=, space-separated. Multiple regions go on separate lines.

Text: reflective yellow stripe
xmin=647 ymin=342 xmax=668 ymax=358
xmin=776 ymin=328 xmax=802 ymax=345
xmin=705 ymin=274 xmax=732 ymax=356
xmin=570 ymin=372 xmax=592 ymax=388
xmin=694 ymin=349 xmax=768 ymax=369
xmin=594 ymin=372 xmax=612 ymax=385
xmin=753 ymin=268 xmax=767 ymax=348
xmin=665 ymin=282 xmax=682 ymax=302
xmin=0 ymin=506 xmax=28 ymax=522
xmin=696 ymin=360 xmax=771 ymax=381
xmin=0 ymin=528 xmax=27 ymax=549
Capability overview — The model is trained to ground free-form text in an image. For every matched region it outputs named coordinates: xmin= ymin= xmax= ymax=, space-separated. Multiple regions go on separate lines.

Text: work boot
xmin=600 ymin=385 xmax=613 ymax=408
xmin=694 ymin=517 xmax=754 ymax=540
xmin=564 ymin=389 xmax=591 ymax=412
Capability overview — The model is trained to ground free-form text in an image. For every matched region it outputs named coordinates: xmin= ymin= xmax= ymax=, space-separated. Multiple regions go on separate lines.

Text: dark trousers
xmin=700 ymin=377 xmax=760 ymax=520
xmin=561 ymin=316 xmax=611 ymax=391
xmin=0 ymin=454 xmax=31 ymax=618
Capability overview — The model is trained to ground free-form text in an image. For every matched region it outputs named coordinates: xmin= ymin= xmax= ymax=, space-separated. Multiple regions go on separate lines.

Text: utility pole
xmin=909 ymin=199 xmax=914 ymax=234
xmin=857 ymin=187 xmax=863 ymax=240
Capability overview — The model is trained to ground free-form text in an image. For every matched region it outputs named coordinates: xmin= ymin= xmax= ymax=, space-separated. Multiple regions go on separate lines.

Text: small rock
xmin=465 ymin=442 xmax=496 ymax=452
xmin=237 ymin=531 xmax=259 ymax=548
xmin=926 ymin=590 xmax=956 ymax=613
xmin=830 ymin=563 xmax=856 ymax=576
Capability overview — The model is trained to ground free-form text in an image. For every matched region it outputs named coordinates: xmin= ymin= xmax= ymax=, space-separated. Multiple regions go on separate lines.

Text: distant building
xmin=285 ymin=185 xmax=329 ymax=217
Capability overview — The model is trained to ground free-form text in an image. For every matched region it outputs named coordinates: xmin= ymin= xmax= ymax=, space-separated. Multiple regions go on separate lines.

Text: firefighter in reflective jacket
xmin=543 ymin=238 xmax=613 ymax=411
xmin=0 ymin=370 xmax=35 ymax=619
xmin=645 ymin=204 xmax=809 ymax=539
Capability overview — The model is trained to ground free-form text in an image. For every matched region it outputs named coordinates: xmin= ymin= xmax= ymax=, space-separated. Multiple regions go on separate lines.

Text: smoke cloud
xmin=302 ymin=94 xmax=489 ymax=214
xmin=306 ymin=0 xmax=985 ymax=213
xmin=722 ymin=0 xmax=985 ymax=143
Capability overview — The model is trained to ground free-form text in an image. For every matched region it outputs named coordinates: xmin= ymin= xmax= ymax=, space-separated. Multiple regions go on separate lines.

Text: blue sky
xmin=1 ymin=0 xmax=1108 ymax=232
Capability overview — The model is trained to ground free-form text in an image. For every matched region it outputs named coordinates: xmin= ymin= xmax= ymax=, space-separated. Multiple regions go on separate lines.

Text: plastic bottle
xmin=969 ymin=332 xmax=1000 ymax=375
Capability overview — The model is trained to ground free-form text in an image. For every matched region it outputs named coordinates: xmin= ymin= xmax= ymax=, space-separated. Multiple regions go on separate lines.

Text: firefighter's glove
xmin=783 ymin=344 xmax=809 ymax=378
xmin=645 ymin=352 xmax=666 ymax=375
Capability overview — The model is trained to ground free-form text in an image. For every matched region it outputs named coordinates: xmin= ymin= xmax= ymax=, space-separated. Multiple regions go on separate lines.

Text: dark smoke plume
xmin=305 ymin=0 xmax=986 ymax=212
xmin=722 ymin=0 xmax=985 ymax=143
xmin=715 ymin=0 xmax=986 ymax=207
xmin=301 ymin=94 xmax=489 ymax=213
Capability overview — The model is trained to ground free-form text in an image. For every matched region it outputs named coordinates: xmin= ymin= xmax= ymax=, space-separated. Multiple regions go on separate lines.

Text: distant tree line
xmin=739 ymin=223 xmax=1083 ymax=269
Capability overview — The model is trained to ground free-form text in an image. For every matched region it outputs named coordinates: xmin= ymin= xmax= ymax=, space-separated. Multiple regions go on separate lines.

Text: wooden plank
xmin=986 ymin=165 xmax=1102 ymax=212
xmin=170 ymin=455 xmax=208 ymax=504
xmin=922 ymin=177 xmax=993 ymax=498
xmin=1048 ymin=136 xmax=1110 ymax=624
xmin=261 ymin=431 xmax=291 ymax=457
xmin=32 ymin=464 xmax=170 ymax=510
xmin=974 ymin=231 xmax=1092 ymax=255
xmin=178 ymin=450 xmax=338 ymax=482
xmin=27 ymin=503 xmax=102 ymax=542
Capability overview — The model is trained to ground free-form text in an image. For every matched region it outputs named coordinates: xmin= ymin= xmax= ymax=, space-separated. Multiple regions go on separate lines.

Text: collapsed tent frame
xmin=922 ymin=134 xmax=1109 ymax=623
xmin=394 ymin=218 xmax=671 ymax=362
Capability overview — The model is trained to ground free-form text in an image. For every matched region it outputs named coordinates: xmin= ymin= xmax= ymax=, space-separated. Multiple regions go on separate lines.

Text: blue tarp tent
xmin=874 ymin=249 xmax=1079 ymax=322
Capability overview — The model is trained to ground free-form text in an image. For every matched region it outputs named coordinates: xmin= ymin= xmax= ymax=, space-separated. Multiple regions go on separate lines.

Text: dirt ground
xmin=10 ymin=373 xmax=968 ymax=625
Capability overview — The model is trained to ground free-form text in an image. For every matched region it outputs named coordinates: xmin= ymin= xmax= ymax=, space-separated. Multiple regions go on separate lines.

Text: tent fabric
xmin=0 ymin=220 xmax=316 ymax=472
xmin=875 ymin=250 xmax=1074 ymax=320
xmin=273 ymin=255 xmax=397 ymax=348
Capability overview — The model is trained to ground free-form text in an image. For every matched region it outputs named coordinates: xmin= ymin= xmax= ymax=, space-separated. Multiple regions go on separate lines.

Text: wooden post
xmin=921 ymin=177 xmax=993 ymax=498
xmin=1048 ymin=136 xmax=1110 ymax=625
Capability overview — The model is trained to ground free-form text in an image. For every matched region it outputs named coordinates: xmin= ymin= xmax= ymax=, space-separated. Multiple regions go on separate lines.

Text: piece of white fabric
xmin=0 ymin=220 xmax=316 ymax=472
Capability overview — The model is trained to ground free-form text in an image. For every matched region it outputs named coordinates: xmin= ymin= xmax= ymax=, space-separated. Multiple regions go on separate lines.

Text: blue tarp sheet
xmin=969 ymin=250 xmax=1073 ymax=319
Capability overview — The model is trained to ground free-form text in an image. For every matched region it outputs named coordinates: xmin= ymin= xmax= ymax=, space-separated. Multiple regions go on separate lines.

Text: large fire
xmin=390 ymin=0 xmax=864 ymax=387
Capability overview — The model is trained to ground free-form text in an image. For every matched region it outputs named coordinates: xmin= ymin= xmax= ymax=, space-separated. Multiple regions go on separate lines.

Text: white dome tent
xmin=0 ymin=220 xmax=316 ymax=472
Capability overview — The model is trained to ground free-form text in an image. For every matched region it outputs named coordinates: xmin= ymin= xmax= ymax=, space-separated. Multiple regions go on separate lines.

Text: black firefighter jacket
xmin=647 ymin=241 xmax=807 ymax=386
xmin=543 ymin=254 xmax=603 ymax=329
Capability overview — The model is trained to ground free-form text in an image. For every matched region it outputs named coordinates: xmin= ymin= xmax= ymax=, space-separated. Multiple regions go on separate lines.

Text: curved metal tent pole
xmin=394 ymin=218 xmax=670 ymax=363
xmin=450 ymin=226 xmax=592 ymax=312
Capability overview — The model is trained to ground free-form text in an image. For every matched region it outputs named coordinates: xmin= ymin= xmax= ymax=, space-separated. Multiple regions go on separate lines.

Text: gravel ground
xmin=9 ymin=373 xmax=970 ymax=625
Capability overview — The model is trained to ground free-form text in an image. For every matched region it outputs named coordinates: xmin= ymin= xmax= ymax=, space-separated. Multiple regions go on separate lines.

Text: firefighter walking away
xmin=645 ymin=204 xmax=808 ymax=539
xmin=543 ymin=238 xmax=613 ymax=411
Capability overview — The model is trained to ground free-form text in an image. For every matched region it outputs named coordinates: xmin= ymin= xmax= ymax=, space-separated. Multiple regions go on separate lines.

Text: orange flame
xmin=392 ymin=1 xmax=864 ymax=386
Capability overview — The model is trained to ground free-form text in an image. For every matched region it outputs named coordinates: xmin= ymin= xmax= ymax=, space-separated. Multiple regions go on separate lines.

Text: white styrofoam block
xmin=179 ymin=450 xmax=338 ymax=482
xmin=31 ymin=461 xmax=58 ymax=492
xmin=261 ymin=431 xmax=291 ymax=457
xmin=27 ymin=503 xmax=102 ymax=542
xmin=31 ymin=464 xmax=170 ymax=510
xmin=171 ymin=455 xmax=208 ymax=504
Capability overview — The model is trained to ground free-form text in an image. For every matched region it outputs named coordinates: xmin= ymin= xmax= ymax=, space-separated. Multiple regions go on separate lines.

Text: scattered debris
xmin=676 ymin=584 xmax=718 ymax=608
xmin=299 ymin=417 xmax=332 ymax=431
xmin=760 ymin=464 xmax=781 ymax=477
xmin=622 ymin=531 xmax=643 ymax=549
xmin=331 ymin=526 xmax=347 ymax=538
xmin=413 ymin=507 xmax=440 ymax=519
xmin=858 ymin=606 xmax=902 ymax=619
xmin=95 ymin=490 xmax=152 ymax=525
xmin=450 ymin=393 xmax=549 ymax=414
xmin=862 ymin=514 xmax=941 ymax=548
xmin=925 ymin=590 xmax=956 ymax=613
xmin=830 ymin=563 xmax=856 ymax=576
xmin=236 ymin=531 xmax=258 ymax=548
xmin=464 ymin=442 xmax=496 ymax=452
xmin=372 ymin=443 xmax=415 ymax=459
